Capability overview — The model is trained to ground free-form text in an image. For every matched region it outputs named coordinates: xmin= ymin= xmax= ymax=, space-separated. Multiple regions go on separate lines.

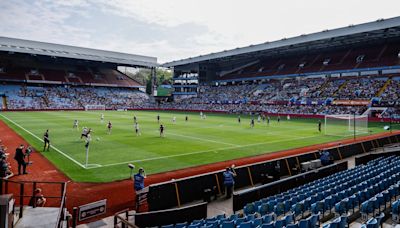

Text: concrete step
xmin=15 ymin=206 xmax=59 ymax=228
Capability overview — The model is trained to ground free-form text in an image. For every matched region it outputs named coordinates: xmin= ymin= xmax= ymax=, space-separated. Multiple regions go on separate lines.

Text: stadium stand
xmin=222 ymin=42 xmax=400 ymax=80
xmin=132 ymin=154 xmax=400 ymax=227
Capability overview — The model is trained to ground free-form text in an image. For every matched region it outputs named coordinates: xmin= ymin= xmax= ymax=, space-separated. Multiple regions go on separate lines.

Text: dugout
xmin=147 ymin=134 xmax=400 ymax=211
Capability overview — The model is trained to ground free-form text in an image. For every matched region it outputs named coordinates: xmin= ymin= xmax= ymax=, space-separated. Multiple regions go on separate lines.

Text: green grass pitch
xmin=0 ymin=111 xmax=390 ymax=182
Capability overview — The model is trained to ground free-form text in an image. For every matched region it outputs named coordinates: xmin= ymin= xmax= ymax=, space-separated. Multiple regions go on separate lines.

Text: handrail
xmin=0 ymin=178 xmax=69 ymax=226
xmin=114 ymin=209 xmax=139 ymax=228
xmin=55 ymin=181 xmax=68 ymax=228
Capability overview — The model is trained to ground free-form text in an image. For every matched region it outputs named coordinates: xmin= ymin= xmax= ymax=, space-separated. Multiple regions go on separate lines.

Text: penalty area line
xmin=0 ymin=114 xmax=88 ymax=169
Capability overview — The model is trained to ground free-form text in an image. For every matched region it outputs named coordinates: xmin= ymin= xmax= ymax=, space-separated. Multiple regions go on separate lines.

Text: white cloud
xmin=0 ymin=0 xmax=399 ymax=63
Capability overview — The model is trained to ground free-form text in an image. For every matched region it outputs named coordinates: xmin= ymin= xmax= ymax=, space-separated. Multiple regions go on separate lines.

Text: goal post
xmin=324 ymin=114 xmax=368 ymax=137
xmin=84 ymin=104 xmax=106 ymax=111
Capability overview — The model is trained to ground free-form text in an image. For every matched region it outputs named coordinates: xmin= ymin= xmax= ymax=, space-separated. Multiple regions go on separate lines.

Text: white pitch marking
xmin=86 ymin=135 xmax=319 ymax=169
xmin=0 ymin=114 xmax=87 ymax=169
xmin=167 ymin=132 xmax=239 ymax=147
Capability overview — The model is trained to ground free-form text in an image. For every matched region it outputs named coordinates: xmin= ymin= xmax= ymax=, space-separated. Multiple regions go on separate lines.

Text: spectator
xmin=133 ymin=167 xmax=146 ymax=192
xmin=133 ymin=167 xmax=147 ymax=211
xmin=223 ymin=165 xmax=237 ymax=199
xmin=14 ymin=144 xmax=27 ymax=175
xmin=0 ymin=154 xmax=12 ymax=178
xmin=320 ymin=150 xmax=333 ymax=166
xmin=29 ymin=188 xmax=47 ymax=207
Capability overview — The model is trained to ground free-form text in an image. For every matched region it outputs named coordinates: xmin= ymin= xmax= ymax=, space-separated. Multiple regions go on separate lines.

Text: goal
xmin=84 ymin=105 xmax=106 ymax=111
xmin=324 ymin=114 xmax=368 ymax=137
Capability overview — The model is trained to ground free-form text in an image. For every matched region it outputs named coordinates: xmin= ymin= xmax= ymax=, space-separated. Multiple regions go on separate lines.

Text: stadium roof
xmin=163 ymin=16 xmax=400 ymax=67
xmin=0 ymin=36 xmax=158 ymax=68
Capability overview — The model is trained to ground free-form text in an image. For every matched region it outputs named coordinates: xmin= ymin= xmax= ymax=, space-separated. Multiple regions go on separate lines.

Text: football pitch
xmin=0 ymin=110 xmax=390 ymax=182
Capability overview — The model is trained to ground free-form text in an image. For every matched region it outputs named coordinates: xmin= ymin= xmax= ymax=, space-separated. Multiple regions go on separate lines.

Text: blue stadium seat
xmin=361 ymin=201 xmax=373 ymax=220
xmin=274 ymin=219 xmax=284 ymax=228
xmin=175 ymin=222 xmax=188 ymax=228
xmin=205 ymin=220 xmax=218 ymax=228
xmin=392 ymin=200 xmax=400 ymax=223
xmin=284 ymin=200 xmax=291 ymax=213
xmin=244 ymin=203 xmax=256 ymax=215
xmin=274 ymin=202 xmax=285 ymax=216
xmin=235 ymin=217 xmax=246 ymax=226
xmin=260 ymin=222 xmax=274 ymax=228
xmin=221 ymin=220 xmax=234 ymax=228
xmin=254 ymin=200 xmax=262 ymax=209
xmin=286 ymin=224 xmax=298 ymax=228
xmin=375 ymin=212 xmax=385 ymax=228
xmin=191 ymin=219 xmax=204 ymax=226
xmin=262 ymin=214 xmax=274 ymax=224
xmin=307 ymin=213 xmax=320 ymax=228
xmin=365 ymin=218 xmax=377 ymax=228
xmin=334 ymin=200 xmax=347 ymax=215
xmin=259 ymin=203 xmax=272 ymax=216
xmin=229 ymin=214 xmax=239 ymax=221
xmin=161 ymin=224 xmax=174 ymax=228
xmin=284 ymin=212 xmax=294 ymax=225
xmin=237 ymin=221 xmax=252 ymax=228
xmin=329 ymin=217 xmax=340 ymax=228
xmin=311 ymin=201 xmax=324 ymax=214
xmin=291 ymin=202 xmax=304 ymax=217
xmin=188 ymin=224 xmax=200 ymax=228
xmin=338 ymin=216 xmax=348 ymax=228
xmin=245 ymin=213 xmax=256 ymax=222
xmin=252 ymin=217 xmax=262 ymax=228
xmin=298 ymin=219 xmax=309 ymax=228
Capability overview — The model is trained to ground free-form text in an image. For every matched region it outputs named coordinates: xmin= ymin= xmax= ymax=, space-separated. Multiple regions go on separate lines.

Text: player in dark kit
xmin=250 ymin=118 xmax=255 ymax=128
xmin=267 ymin=116 xmax=270 ymax=125
xmin=133 ymin=115 xmax=137 ymax=124
xmin=318 ymin=120 xmax=322 ymax=133
xmin=107 ymin=121 xmax=112 ymax=134
xmin=238 ymin=115 xmax=241 ymax=124
xmin=43 ymin=129 xmax=50 ymax=151
xmin=185 ymin=115 xmax=188 ymax=122
xmin=159 ymin=124 xmax=164 ymax=137
xmin=277 ymin=115 xmax=281 ymax=123
xmin=157 ymin=114 xmax=160 ymax=123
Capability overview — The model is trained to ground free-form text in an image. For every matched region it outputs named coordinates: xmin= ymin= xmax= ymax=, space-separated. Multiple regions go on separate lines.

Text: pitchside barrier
xmin=147 ymin=134 xmax=400 ymax=211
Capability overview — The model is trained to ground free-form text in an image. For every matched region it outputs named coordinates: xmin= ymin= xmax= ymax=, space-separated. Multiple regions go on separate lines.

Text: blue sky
xmin=0 ymin=0 xmax=399 ymax=63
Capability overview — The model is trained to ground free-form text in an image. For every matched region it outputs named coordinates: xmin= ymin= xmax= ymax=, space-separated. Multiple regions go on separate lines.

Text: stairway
xmin=2 ymin=96 xmax=7 ymax=109
xmin=333 ymin=80 xmax=348 ymax=96
xmin=376 ymin=78 xmax=392 ymax=97
xmin=315 ymin=79 xmax=330 ymax=97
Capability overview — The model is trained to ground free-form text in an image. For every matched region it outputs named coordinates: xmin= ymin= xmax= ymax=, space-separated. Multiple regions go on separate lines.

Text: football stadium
xmin=1 ymin=1 xmax=400 ymax=228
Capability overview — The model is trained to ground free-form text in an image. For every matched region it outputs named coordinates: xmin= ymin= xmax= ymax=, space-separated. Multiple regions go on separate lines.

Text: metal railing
xmin=55 ymin=181 xmax=68 ymax=228
xmin=0 ymin=178 xmax=69 ymax=227
xmin=114 ymin=209 xmax=138 ymax=228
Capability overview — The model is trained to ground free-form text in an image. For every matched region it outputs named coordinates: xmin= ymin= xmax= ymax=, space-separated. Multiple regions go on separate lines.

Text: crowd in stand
xmin=3 ymin=84 xmax=150 ymax=110
xmin=335 ymin=78 xmax=386 ymax=100
xmin=381 ymin=78 xmax=400 ymax=103
xmin=0 ymin=140 xmax=13 ymax=178
xmin=1 ymin=76 xmax=399 ymax=117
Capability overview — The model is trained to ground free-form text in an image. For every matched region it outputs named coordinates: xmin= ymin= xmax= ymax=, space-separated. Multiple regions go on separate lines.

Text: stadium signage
xmin=78 ymin=199 xmax=107 ymax=221
xmin=332 ymin=100 xmax=370 ymax=106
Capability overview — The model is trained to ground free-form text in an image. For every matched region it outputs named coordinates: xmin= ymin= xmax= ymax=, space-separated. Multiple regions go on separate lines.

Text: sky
xmin=0 ymin=0 xmax=399 ymax=63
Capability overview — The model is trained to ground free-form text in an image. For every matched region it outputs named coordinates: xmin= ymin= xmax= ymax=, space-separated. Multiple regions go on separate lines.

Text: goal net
xmin=324 ymin=114 xmax=368 ymax=137
xmin=84 ymin=105 xmax=105 ymax=111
